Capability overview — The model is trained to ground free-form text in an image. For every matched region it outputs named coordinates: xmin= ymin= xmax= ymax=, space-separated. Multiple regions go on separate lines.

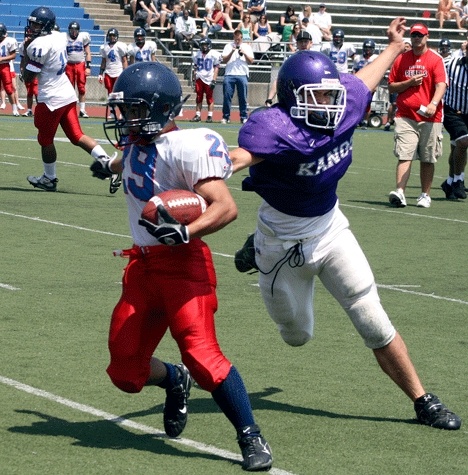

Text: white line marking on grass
xmin=377 ymin=284 xmax=468 ymax=305
xmin=0 ymin=283 xmax=20 ymax=291
xmin=341 ymin=203 xmax=468 ymax=225
xmin=0 ymin=376 xmax=294 ymax=475
xmin=3 ymin=210 xmax=468 ymax=306
xmin=0 ymin=161 xmax=19 ymax=166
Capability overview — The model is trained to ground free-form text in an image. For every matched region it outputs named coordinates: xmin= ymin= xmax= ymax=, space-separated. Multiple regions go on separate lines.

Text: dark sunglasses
xmin=410 ymin=32 xmax=426 ymax=38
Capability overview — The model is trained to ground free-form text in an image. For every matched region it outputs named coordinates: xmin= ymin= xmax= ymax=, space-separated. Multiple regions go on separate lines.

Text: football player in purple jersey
xmin=231 ymin=17 xmax=462 ymax=431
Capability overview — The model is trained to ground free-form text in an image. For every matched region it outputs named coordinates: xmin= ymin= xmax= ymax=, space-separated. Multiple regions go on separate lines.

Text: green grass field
xmin=1 ymin=116 xmax=467 ymax=475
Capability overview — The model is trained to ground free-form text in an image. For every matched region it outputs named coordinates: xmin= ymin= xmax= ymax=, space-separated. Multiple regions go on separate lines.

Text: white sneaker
xmin=221 ymin=118 xmax=230 ymax=124
xmin=13 ymin=111 xmax=20 ymax=117
xmin=389 ymin=189 xmax=407 ymax=208
xmin=0 ymin=103 xmax=5 ymax=109
xmin=16 ymin=104 xmax=24 ymax=110
xmin=416 ymin=193 xmax=431 ymax=208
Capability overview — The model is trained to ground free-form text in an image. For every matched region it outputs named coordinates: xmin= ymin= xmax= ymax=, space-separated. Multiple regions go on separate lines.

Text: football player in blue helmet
xmin=438 ymin=38 xmax=451 ymax=57
xmin=133 ymin=27 xmax=146 ymax=47
xmin=106 ymin=28 xmax=119 ymax=44
xmin=102 ymin=62 xmax=186 ymax=147
xmin=27 ymin=6 xmax=56 ymax=37
xmin=276 ymin=50 xmax=346 ymax=130
xmin=231 ymin=17 xmax=462 ymax=433
xmin=332 ymin=28 xmax=345 ymax=47
xmin=90 ymin=60 xmax=274 ymax=472
xmin=0 ymin=22 xmax=7 ymax=41
xmin=199 ymin=37 xmax=212 ymax=53
xmin=68 ymin=21 xmax=80 ymax=40
xmin=362 ymin=39 xmax=376 ymax=58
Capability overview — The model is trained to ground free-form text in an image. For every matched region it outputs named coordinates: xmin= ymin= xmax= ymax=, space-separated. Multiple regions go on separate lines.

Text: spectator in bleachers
xmin=298 ymin=4 xmax=312 ymax=28
xmin=174 ymin=9 xmax=198 ymax=50
xmin=201 ymin=1 xmax=227 ymax=36
xmin=65 ymin=21 xmax=92 ymax=118
xmin=99 ymin=29 xmax=128 ymax=100
xmin=159 ymin=0 xmax=180 ymax=33
xmin=0 ymin=24 xmax=19 ymax=116
xmin=253 ymin=13 xmax=271 ymax=39
xmin=183 ymin=0 xmax=199 ymax=18
xmin=168 ymin=3 xmax=184 ymax=41
xmin=223 ymin=0 xmax=243 ymax=23
xmin=301 ymin=17 xmax=322 ymax=51
xmin=236 ymin=13 xmax=254 ymax=41
xmin=190 ymin=37 xmax=220 ymax=122
xmin=457 ymin=0 xmax=468 ymax=27
xmin=321 ymin=29 xmax=355 ymax=73
xmin=313 ymin=3 xmax=332 ymax=41
xmin=276 ymin=5 xmax=297 ymax=35
xmin=288 ymin=23 xmax=302 ymax=52
xmin=221 ymin=29 xmax=254 ymax=124
xmin=128 ymin=27 xmax=158 ymax=63
xmin=246 ymin=0 xmax=267 ymax=25
xmin=133 ymin=0 xmax=161 ymax=29
xmin=436 ymin=0 xmax=464 ymax=30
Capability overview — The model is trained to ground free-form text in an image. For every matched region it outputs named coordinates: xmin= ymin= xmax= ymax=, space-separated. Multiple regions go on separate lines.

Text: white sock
xmin=44 ymin=163 xmax=57 ymax=179
xmin=454 ymin=174 xmax=463 ymax=182
xmin=79 ymin=102 xmax=86 ymax=112
xmin=12 ymin=104 xmax=18 ymax=113
xmin=447 ymin=176 xmax=453 ymax=185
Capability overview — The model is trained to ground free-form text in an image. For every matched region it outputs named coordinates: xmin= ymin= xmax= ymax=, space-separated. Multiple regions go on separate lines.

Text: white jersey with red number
xmin=26 ymin=31 xmax=77 ymax=109
xmin=122 ymin=127 xmax=232 ymax=246
xmin=66 ymin=31 xmax=91 ymax=63
xmin=100 ymin=41 xmax=127 ymax=77
xmin=0 ymin=36 xmax=18 ymax=60
xmin=192 ymin=49 xmax=221 ymax=84
xmin=127 ymin=40 xmax=157 ymax=62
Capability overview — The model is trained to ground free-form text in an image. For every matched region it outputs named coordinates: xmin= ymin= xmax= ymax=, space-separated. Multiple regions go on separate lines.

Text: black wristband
xmin=99 ymin=68 xmax=105 ymax=74
xmin=86 ymin=61 xmax=91 ymax=68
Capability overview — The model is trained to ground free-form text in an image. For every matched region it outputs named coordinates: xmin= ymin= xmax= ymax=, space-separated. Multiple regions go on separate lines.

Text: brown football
xmin=141 ymin=189 xmax=208 ymax=225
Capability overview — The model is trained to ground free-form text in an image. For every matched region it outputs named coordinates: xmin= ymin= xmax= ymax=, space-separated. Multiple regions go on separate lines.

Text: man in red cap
xmin=388 ymin=23 xmax=447 ymax=209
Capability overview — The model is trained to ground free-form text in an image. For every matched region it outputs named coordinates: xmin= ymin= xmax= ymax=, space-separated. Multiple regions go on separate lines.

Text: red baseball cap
xmin=410 ymin=23 xmax=429 ymax=35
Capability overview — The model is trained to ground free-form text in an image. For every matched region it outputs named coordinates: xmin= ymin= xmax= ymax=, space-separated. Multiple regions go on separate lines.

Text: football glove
xmin=210 ymin=81 xmax=216 ymax=90
xmin=138 ymin=205 xmax=189 ymax=245
xmin=90 ymin=153 xmax=117 ymax=180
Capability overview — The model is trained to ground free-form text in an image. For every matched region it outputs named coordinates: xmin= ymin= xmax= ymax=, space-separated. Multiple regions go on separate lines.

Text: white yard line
xmin=0 ymin=376 xmax=294 ymax=475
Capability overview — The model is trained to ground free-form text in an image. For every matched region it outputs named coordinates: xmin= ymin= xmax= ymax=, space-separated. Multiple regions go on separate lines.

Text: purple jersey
xmin=238 ymin=74 xmax=370 ymax=217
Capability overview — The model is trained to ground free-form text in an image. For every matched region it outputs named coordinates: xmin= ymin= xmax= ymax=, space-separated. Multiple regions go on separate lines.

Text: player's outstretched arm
xmin=230 ymin=147 xmax=264 ymax=173
xmin=355 ymin=17 xmax=407 ymax=92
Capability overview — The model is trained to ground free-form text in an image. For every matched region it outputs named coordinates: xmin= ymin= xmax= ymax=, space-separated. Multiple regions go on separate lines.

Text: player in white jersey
xmin=22 ymin=7 xmax=115 ymax=193
xmin=190 ymin=38 xmax=220 ymax=123
xmin=89 ymin=62 xmax=273 ymax=472
xmin=65 ymin=21 xmax=92 ymax=118
xmin=127 ymin=27 xmax=157 ymax=64
xmin=99 ymin=28 xmax=128 ymax=95
xmin=0 ymin=23 xmax=19 ymax=116
xmin=321 ymin=28 xmax=356 ymax=73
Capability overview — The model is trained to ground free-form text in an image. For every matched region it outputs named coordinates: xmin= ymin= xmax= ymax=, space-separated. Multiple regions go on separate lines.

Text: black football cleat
xmin=237 ymin=425 xmax=273 ymax=472
xmin=109 ymin=173 xmax=122 ymax=194
xmin=234 ymin=234 xmax=258 ymax=273
xmin=414 ymin=393 xmax=462 ymax=430
xmin=163 ymin=363 xmax=192 ymax=437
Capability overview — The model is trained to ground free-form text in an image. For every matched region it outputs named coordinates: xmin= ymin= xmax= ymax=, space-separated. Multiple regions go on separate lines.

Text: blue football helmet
xmin=362 ymin=39 xmax=375 ymax=57
xmin=200 ymin=37 xmax=212 ymax=53
xmin=0 ymin=23 xmax=7 ymax=41
xmin=332 ymin=29 xmax=345 ymax=47
xmin=438 ymin=38 xmax=451 ymax=55
xmin=104 ymin=62 xmax=186 ymax=146
xmin=134 ymin=27 xmax=146 ymax=46
xmin=68 ymin=21 xmax=80 ymax=39
xmin=28 ymin=7 xmax=56 ymax=37
xmin=106 ymin=28 xmax=119 ymax=44
xmin=277 ymin=50 xmax=347 ymax=130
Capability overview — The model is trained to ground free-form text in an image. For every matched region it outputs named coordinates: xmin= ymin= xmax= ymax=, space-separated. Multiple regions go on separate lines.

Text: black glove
xmin=90 ymin=154 xmax=116 ymax=180
xmin=265 ymin=99 xmax=273 ymax=107
xmin=210 ymin=81 xmax=216 ymax=90
xmin=138 ymin=205 xmax=189 ymax=245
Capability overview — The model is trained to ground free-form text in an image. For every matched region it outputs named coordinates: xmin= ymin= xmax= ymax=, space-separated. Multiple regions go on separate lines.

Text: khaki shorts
xmin=393 ymin=117 xmax=443 ymax=163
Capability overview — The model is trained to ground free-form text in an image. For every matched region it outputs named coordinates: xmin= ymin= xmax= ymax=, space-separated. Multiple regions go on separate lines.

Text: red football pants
xmin=106 ymin=239 xmax=232 ymax=393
